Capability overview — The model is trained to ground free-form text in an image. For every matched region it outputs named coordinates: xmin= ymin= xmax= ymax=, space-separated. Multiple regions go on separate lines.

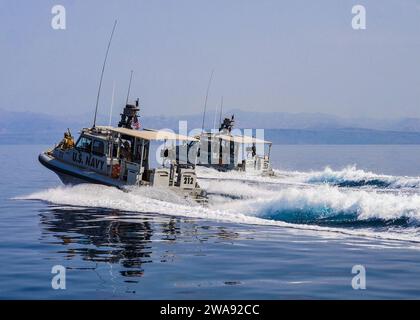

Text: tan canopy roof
xmin=215 ymin=134 xmax=271 ymax=145
xmin=97 ymin=126 xmax=198 ymax=142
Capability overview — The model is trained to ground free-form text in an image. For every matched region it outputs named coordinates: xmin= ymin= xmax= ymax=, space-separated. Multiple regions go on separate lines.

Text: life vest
xmin=111 ymin=164 xmax=121 ymax=178
xmin=67 ymin=137 xmax=75 ymax=148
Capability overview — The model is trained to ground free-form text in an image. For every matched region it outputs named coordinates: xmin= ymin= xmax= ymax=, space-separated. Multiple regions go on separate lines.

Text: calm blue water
xmin=2 ymin=144 xmax=420 ymax=299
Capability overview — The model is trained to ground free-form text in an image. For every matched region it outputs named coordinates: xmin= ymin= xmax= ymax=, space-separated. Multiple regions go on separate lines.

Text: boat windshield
xmin=76 ymin=136 xmax=92 ymax=152
xmin=92 ymin=140 xmax=105 ymax=156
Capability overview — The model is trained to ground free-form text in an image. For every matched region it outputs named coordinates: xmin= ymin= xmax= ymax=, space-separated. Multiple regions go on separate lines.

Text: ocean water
xmin=2 ymin=144 xmax=420 ymax=299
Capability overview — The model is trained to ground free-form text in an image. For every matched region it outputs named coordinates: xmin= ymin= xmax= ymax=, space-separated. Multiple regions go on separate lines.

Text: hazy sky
xmin=0 ymin=0 xmax=419 ymax=119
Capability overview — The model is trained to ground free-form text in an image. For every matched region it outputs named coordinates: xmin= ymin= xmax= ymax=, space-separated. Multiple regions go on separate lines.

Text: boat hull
xmin=38 ymin=152 xmax=208 ymax=203
xmin=38 ymin=152 xmax=124 ymax=188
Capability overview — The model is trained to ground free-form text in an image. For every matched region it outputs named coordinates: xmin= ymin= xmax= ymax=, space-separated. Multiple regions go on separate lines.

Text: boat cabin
xmin=51 ymin=126 xmax=200 ymax=190
xmin=170 ymin=118 xmax=273 ymax=174
xmin=193 ymin=132 xmax=273 ymax=174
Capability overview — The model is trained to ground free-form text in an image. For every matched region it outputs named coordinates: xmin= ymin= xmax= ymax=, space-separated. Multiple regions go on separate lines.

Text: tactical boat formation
xmin=38 ymin=21 xmax=275 ymax=204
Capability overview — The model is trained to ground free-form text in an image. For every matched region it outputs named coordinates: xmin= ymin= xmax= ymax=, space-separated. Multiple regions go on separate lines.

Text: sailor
xmin=251 ymin=143 xmax=256 ymax=157
xmin=120 ymin=141 xmax=132 ymax=162
xmin=58 ymin=129 xmax=75 ymax=150
xmin=219 ymin=115 xmax=235 ymax=133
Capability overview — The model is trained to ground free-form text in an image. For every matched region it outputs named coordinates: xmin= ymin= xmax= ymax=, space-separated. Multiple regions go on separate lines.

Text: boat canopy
xmin=97 ymin=126 xmax=198 ymax=142
xmin=216 ymin=134 xmax=271 ymax=145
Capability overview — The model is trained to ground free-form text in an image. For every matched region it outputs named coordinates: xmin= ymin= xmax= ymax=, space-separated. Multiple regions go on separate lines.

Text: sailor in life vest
xmin=58 ymin=129 xmax=75 ymax=150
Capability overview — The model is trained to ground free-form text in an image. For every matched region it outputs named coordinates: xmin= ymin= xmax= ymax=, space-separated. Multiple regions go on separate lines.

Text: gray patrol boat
xmin=174 ymin=115 xmax=274 ymax=176
xmin=39 ymin=101 xmax=207 ymax=203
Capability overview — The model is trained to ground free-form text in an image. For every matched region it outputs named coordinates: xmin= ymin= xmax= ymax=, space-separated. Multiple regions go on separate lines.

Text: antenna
xmin=125 ymin=70 xmax=134 ymax=105
xmin=212 ymin=101 xmax=218 ymax=131
xmin=219 ymin=95 xmax=224 ymax=127
xmin=213 ymin=95 xmax=223 ymax=130
xmin=93 ymin=20 xmax=117 ymax=128
xmin=201 ymin=69 xmax=214 ymax=133
xmin=108 ymin=81 xmax=116 ymax=126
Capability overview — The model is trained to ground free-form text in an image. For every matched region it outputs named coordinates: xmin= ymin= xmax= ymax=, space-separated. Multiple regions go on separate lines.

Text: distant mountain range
xmin=2 ymin=108 xmax=420 ymax=145
xmin=141 ymin=109 xmax=420 ymax=132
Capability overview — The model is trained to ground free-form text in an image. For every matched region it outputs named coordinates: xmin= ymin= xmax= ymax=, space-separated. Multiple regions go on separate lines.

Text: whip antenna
xmin=125 ymin=70 xmax=134 ymax=105
xmin=219 ymin=95 xmax=224 ymax=128
xmin=93 ymin=20 xmax=117 ymax=128
xmin=212 ymin=100 xmax=218 ymax=131
xmin=201 ymin=69 xmax=214 ymax=133
xmin=213 ymin=95 xmax=223 ymax=130
xmin=108 ymin=81 xmax=116 ymax=126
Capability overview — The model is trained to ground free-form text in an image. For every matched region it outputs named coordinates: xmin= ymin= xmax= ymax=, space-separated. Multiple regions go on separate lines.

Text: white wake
xmin=15 ymin=180 xmax=420 ymax=243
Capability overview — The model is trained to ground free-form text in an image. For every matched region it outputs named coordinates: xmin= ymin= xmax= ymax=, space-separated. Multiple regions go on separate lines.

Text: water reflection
xmin=38 ymin=206 xmax=242 ymax=282
xmin=40 ymin=208 xmax=161 ymax=280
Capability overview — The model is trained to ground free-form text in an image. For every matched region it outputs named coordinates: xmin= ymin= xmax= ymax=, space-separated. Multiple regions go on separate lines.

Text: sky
xmin=0 ymin=0 xmax=419 ymax=120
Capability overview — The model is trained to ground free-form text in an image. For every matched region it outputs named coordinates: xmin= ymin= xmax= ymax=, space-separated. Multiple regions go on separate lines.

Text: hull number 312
xmin=183 ymin=176 xmax=194 ymax=185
